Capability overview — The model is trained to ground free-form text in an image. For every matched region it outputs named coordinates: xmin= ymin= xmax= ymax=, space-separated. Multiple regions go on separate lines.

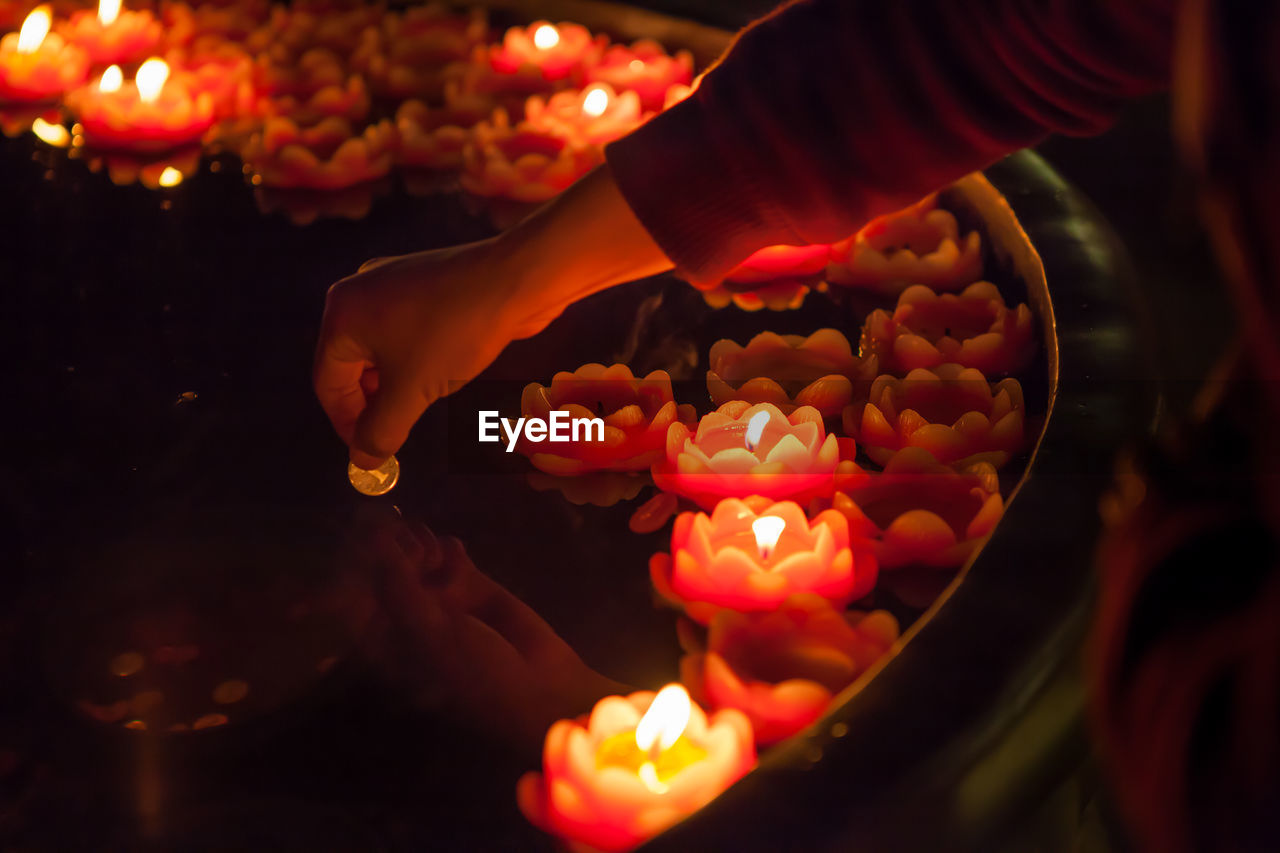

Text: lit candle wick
xmin=97 ymin=0 xmax=121 ymax=28
xmin=744 ymin=410 xmax=770 ymax=452
xmin=633 ymin=684 xmax=692 ymax=795
xmin=16 ymin=7 xmax=51 ymax=54
xmin=751 ymin=516 xmax=786 ymax=561
xmin=532 ymin=23 xmax=559 ymax=50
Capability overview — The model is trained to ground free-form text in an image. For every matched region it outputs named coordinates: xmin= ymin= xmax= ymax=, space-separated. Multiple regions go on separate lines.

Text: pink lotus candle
xmin=487 ymin=20 xmax=602 ymax=82
xmin=523 ymin=83 xmax=645 ymax=148
xmin=518 ymin=684 xmax=755 ymax=852
xmin=240 ymin=115 xmax=395 ymax=190
xmin=830 ymin=445 xmax=1004 ymax=570
xmin=167 ymin=41 xmax=255 ymax=121
xmin=585 ymin=38 xmax=692 ymax=112
xmin=826 ymin=194 xmax=983 ymax=294
xmin=0 ymin=7 xmax=90 ymax=103
xmin=681 ymin=594 xmax=898 ymax=744
xmin=649 ymin=496 xmax=876 ymax=623
xmin=705 ymin=328 xmax=875 ymax=419
xmin=844 ymin=364 xmax=1026 ymax=468
xmin=516 ymin=363 xmax=696 ymax=476
xmin=57 ymin=0 xmax=161 ymax=67
xmin=651 ymin=401 xmax=854 ymax=509
xmin=350 ymin=4 xmax=486 ymax=100
xmin=861 ymin=281 xmax=1035 ymax=375
xmin=460 ymin=108 xmax=600 ymax=202
xmin=69 ymin=58 xmax=215 ymax=152
xmin=700 ymin=278 xmax=812 ymax=313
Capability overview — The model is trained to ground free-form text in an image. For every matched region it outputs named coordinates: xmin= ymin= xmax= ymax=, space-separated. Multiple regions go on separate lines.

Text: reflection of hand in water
xmin=355 ymin=517 xmax=626 ymax=752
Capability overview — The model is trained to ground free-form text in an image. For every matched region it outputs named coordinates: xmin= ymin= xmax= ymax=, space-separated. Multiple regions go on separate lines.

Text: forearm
xmin=492 ymin=165 xmax=673 ymax=331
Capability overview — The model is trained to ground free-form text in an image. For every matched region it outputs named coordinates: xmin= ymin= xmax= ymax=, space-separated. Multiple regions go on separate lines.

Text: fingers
xmin=351 ymin=370 xmax=429 ymax=468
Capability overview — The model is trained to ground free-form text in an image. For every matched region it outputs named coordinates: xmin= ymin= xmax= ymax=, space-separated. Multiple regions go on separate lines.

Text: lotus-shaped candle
xmin=706 ymin=328 xmax=876 ymax=419
xmin=681 ymin=593 xmax=898 ymax=744
xmin=652 ymin=401 xmax=852 ymax=509
xmin=700 ymin=279 xmax=811 ymax=312
xmin=518 ymin=685 xmax=754 ymax=853
xmin=517 ymin=363 xmax=696 ymax=476
xmin=460 ymin=108 xmax=600 ymax=202
xmin=861 ymin=282 xmax=1034 ymax=375
xmin=844 ymin=365 xmax=1025 ymax=468
xmin=167 ymin=42 xmax=256 ymax=122
xmin=253 ymin=46 xmax=344 ymax=100
xmin=468 ymin=20 xmax=604 ymax=95
xmin=68 ymin=59 xmax=217 ymax=153
xmin=0 ymin=7 xmax=90 ymax=104
xmin=829 ymin=446 xmax=1004 ymax=569
xmin=350 ymin=6 xmax=486 ymax=100
xmin=394 ymin=91 xmax=490 ymax=170
xmin=523 ymin=83 xmax=646 ymax=149
xmin=649 ymin=496 xmax=877 ymax=623
xmin=240 ymin=115 xmax=395 ymax=190
xmin=162 ymin=0 xmax=268 ymax=45
xmin=584 ymin=38 xmax=693 ymax=112
xmin=826 ymin=194 xmax=982 ymax=294
xmin=260 ymin=74 xmax=370 ymax=127
xmin=57 ymin=0 xmax=162 ymax=67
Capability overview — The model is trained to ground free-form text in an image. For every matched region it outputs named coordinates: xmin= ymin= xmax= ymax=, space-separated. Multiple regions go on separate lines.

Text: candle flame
xmin=135 ymin=58 xmax=169 ymax=104
xmin=744 ymin=409 xmax=770 ymax=452
xmin=752 ymin=516 xmax=787 ymax=561
xmin=97 ymin=0 xmax=120 ymax=27
xmin=99 ymin=64 xmax=123 ymax=93
xmin=16 ymin=6 xmax=51 ymax=54
xmin=31 ymin=117 xmax=69 ymax=147
xmin=158 ymin=166 xmax=183 ymax=187
xmin=581 ymin=86 xmax=609 ymax=117
xmin=532 ymin=23 xmax=559 ymax=50
xmin=635 ymin=684 xmax=691 ymax=755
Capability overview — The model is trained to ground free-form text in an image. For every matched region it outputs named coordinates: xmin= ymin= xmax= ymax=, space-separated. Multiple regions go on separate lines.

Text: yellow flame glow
xmin=635 ymin=684 xmax=691 ymax=755
xmin=135 ymin=58 xmax=169 ymax=104
xmin=16 ymin=6 xmax=51 ymax=54
xmin=532 ymin=23 xmax=559 ymax=50
xmin=629 ymin=59 xmax=644 ymax=72
xmin=97 ymin=0 xmax=120 ymax=27
xmin=99 ymin=64 xmax=123 ymax=93
xmin=581 ymin=86 xmax=609 ymax=118
xmin=31 ymin=117 xmax=69 ymax=147
xmin=158 ymin=166 xmax=183 ymax=187
xmin=638 ymin=761 xmax=668 ymax=794
xmin=744 ymin=409 xmax=770 ymax=451
xmin=751 ymin=516 xmax=787 ymax=561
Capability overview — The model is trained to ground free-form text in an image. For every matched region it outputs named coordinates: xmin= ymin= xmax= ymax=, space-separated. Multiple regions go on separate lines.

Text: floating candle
xmin=706 ymin=328 xmax=876 ymax=419
xmin=651 ymin=401 xmax=855 ymax=509
xmin=649 ymin=495 xmax=876 ymax=623
xmin=584 ymin=38 xmax=692 ymax=112
xmin=829 ymin=446 xmax=1004 ymax=570
xmin=523 ymin=82 xmax=646 ymax=149
xmin=69 ymin=57 xmax=215 ymax=152
xmin=394 ymin=87 xmax=490 ymax=170
xmin=681 ymin=593 xmax=898 ymax=744
xmin=0 ymin=7 xmax=90 ymax=104
xmin=516 ymin=363 xmax=696 ymax=476
xmin=240 ymin=115 xmax=395 ymax=190
xmin=861 ymin=281 xmax=1035 ymax=375
xmin=58 ymin=0 xmax=162 ymax=67
xmin=459 ymin=107 xmax=600 ymax=202
xmin=517 ymin=684 xmax=755 ymax=852
xmin=350 ymin=4 xmax=486 ymax=100
xmin=827 ymin=194 xmax=983 ymax=294
xmin=844 ymin=364 xmax=1026 ymax=468
xmin=463 ymin=20 xmax=605 ymax=104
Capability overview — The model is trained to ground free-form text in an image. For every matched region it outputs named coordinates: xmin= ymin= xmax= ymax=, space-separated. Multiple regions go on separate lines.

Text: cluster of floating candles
xmin=1 ymin=4 xmax=694 ymax=204
xmin=498 ymin=192 xmax=1036 ymax=849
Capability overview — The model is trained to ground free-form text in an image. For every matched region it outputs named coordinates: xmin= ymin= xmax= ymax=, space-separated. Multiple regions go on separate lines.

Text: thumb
xmin=351 ymin=372 xmax=428 ymax=469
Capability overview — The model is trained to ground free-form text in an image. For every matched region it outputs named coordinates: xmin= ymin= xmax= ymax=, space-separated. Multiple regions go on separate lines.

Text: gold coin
xmin=347 ymin=455 xmax=399 ymax=496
